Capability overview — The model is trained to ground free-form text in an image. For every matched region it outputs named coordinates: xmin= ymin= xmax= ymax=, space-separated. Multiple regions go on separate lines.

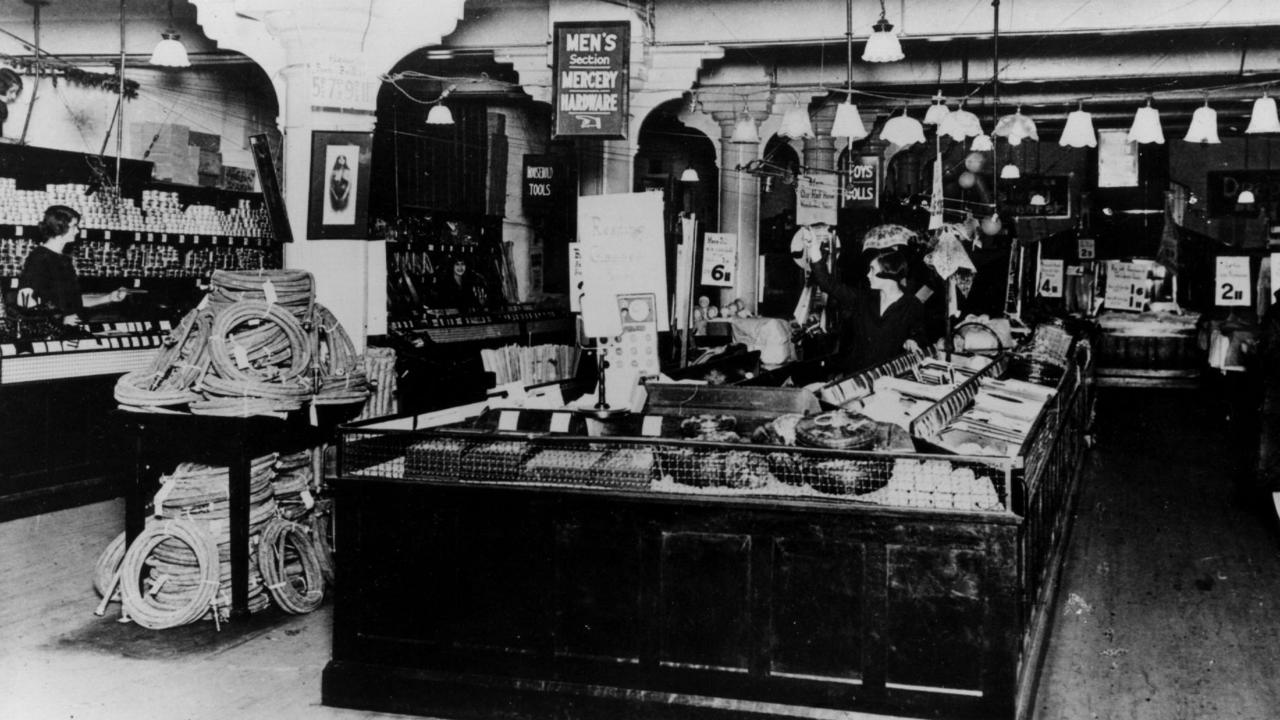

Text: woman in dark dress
xmin=807 ymin=240 xmax=927 ymax=374
xmin=18 ymin=205 xmax=127 ymax=325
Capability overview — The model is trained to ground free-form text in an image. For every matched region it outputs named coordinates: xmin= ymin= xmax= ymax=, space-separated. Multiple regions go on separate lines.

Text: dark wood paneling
xmin=658 ymin=531 xmax=753 ymax=672
xmin=769 ymin=537 xmax=864 ymax=682
xmin=886 ymin=545 xmax=987 ymax=691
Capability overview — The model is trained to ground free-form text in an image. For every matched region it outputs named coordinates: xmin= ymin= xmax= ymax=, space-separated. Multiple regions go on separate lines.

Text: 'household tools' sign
xmin=554 ymin=22 xmax=630 ymax=139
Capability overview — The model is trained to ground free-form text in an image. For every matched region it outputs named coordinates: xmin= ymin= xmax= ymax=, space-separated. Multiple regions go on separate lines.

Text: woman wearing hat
xmin=806 ymin=227 xmax=927 ymax=374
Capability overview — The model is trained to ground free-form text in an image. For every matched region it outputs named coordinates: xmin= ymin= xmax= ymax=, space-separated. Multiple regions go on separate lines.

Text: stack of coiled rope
xmin=271 ymin=450 xmax=317 ymax=520
xmin=114 ymin=269 xmax=372 ymax=418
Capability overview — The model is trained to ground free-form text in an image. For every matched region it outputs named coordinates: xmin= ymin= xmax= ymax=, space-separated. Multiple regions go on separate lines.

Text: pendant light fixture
xmin=1238 ymin=136 xmax=1256 ymax=205
xmin=1059 ymin=102 xmax=1097 ymax=148
xmin=679 ymin=167 xmax=700 ymax=182
xmin=730 ymin=95 xmax=759 ymax=143
xmin=923 ymin=92 xmax=951 ymax=126
xmin=1000 ymin=164 xmax=1021 ymax=179
xmin=938 ymin=103 xmax=984 ymax=142
xmin=779 ymin=102 xmax=815 ymax=140
xmin=970 ymin=134 xmax=994 ymax=152
xmin=993 ymin=107 xmax=1038 ymax=145
xmin=149 ymin=0 xmax=190 ymax=68
xmin=1245 ymin=92 xmax=1280 ymax=134
xmin=1183 ymin=99 xmax=1220 ymax=144
xmin=426 ymin=84 xmax=456 ymax=125
xmin=831 ymin=0 xmax=868 ymax=140
xmin=1127 ymin=99 xmax=1165 ymax=144
xmin=881 ymin=108 xmax=925 ymax=148
xmin=862 ymin=0 xmax=904 ymax=63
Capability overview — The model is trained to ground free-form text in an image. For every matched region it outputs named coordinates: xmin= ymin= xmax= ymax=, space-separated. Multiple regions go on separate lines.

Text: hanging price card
xmin=1077 ymin=238 xmax=1096 ymax=260
xmin=550 ymin=412 xmax=572 ymax=433
xmin=1037 ymin=259 xmax=1064 ymax=298
xmin=701 ymin=233 xmax=738 ymax=287
xmin=1104 ymin=260 xmax=1150 ymax=312
xmin=498 ymin=410 xmax=520 ymax=431
xmin=1215 ymin=256 xmax=1251 ymax=307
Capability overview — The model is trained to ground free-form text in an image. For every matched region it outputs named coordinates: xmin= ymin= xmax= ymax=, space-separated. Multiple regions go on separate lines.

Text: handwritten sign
xmin=1037 ymin=259 xmax=1064 ymax=298
xmin=1215 ymin=256 xmax=1252 ymax=307
xmin=1105 ymin=260 xmax=1151 ymax=312
xmin=309 ymin=55 xmax=378 ymax=111
xmin=554 ymin=22 xmax=630 ymax=138
xmin=568 ymin=243 xmax=584 ymax=312
xmin=578 ymin=192 xmax=669 ymax=335
xmin=796 ymin=175 xmax=839 ymax=226
xmin=701 ymin=233 xmax=738 ymax=287
xmin=1077 ymin=237 xmax=1096 ymax=260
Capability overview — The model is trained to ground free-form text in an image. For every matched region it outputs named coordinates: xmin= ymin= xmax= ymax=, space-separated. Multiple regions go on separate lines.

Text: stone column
xmin=713 ymin=113 xmax=763 ymax=311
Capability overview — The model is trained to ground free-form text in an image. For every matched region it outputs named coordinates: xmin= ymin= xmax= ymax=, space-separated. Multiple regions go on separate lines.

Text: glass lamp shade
xmin=938 ymin=108 xmax=983 ymax=141
xmin=149 ymin=32 xmax=190 ymax=67
xmin=970 ymin=134 xmax=994 ymax=152
xmin=1238 ymin=189 xmax=1257 ymax=205
xmin=1029 ymin=193 xmax=1048 ymax=207
xmin=993 ymin=111 xmax=1038 ymax=146
xmin=1000 ymin=164 xmax=1021 ymax=179
xmin=832 ymin=101 xmax=868 ymax=140
xmin=862 ymin=19 xmax=904 ymax=63
xmin=779 ymin=107 xmax=815 ymax=139
xmin=426 ymin=104 xmax=455 ymax=125
xmin=923 ymin=102 xmax=950 ymax=126
xmin=730 ymin=113 xmax=760 ymax=143
xmin=1245 ymin=96 xmax=1280 ymax=134
xmin=1059 ymin=110 xmax=1097 ymax=148
xmin=881 ymin=114 xmax=925 ymax=148
xmin=1183 ymin=105 xmax=1220 ymax=144
xmin=679 ymin=168 xmax=700 ymax=182
xmin=1127 ymin=104 xmax=1165 ymax=144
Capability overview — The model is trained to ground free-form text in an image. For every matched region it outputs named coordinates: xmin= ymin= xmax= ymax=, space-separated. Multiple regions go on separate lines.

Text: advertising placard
xmin=1215 ymin=255 xmax=1252 ymax=307
xmin=1105 ymin=260 xmax=1151 ymax=312
xmin=1037 ymin=259 xmax=1064 ymax=298
xmin=843 ymin=155 xmax=880 ymax=208
xmin=701 ymin=233 xmax=738 ymax=287
xmin=553 ymin=22 xmax=630 ymax=139
xmin=796 ymin=175 xmax=839 ymax=226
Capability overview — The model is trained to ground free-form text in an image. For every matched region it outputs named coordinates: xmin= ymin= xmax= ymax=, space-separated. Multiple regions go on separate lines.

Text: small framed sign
xmin=307 ymin=130 xmax=373 ymax=239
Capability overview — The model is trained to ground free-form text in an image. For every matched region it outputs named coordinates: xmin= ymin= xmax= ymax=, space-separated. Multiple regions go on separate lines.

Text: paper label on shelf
xmin=104 ymin=230 xmax=111 ymax=240
xmin=550 ymin=412 xmax=572 ymax=433
xmin=13 ymin=225 xmax=20 ymax=236
xmin=1037 ymin=259 xmax=1064 ymax=298
xmin=133 ymin=278 xmax=141 ymax=288
xmin=9 ymin=277 xmax=17 ymax=288
xmin=1216 ymin=256 xmax=1251 ymax=307
xmin=498 ymin=410 xmax=520 ymax=431
xmin=641 ymin=415 xmax=663 ymax=437
xmin=0 ymin=344 xmax=15 ymax=356
xmin=33 ymin=341 xmax=47 ymax=353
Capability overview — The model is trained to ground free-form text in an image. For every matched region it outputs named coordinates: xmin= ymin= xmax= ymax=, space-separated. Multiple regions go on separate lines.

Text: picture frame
xmin=307 ymin=130 xmax=373 ymax=239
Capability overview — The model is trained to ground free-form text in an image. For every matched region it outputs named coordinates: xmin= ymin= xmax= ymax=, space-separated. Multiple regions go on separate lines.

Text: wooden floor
xmin=2 ymin=387 xmax=1278 ymax=720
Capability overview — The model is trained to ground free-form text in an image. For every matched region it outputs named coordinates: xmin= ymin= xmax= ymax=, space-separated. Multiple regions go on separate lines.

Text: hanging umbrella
xmin=862 ymin=223 xmax=917 ymax=251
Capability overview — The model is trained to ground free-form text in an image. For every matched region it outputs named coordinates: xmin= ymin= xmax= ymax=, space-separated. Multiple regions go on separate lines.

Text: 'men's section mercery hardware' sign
xmin=554 ymin=21 xmax=630 ymax=139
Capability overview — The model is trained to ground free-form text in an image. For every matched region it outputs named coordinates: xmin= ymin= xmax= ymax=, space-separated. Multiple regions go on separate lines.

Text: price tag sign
xmin=1215 ymin=256 xmax=1251 ymax=307
xmin=1078 ymin=238 xmax=1096 ymax=260
xmin=1105 ymin=260 xmax=1151 ymax=312
xmin=550 ymin=412 xmax=572 ymax=433
xmin=701 ymin=232 xmax=738 ymax=287
xmin=498 ymin=410 xmax=520 ymax=431
xmin=1037 ymin=259 xmax=1064 ymax=298
xmin=641 ymin=415 xmax=663 ymax=437
xmin=1065 ymin=264 xmax=1084 ymax=276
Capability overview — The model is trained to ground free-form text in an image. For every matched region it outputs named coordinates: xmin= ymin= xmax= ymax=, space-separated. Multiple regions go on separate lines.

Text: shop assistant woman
xmin=806 ymin=233 xmax=927 ymax=374
xmin=18 ymin=205 xmax=128 ymax=325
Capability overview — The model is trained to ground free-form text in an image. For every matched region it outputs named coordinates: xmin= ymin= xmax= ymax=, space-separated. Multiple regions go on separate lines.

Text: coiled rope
xmin=119 ymin=518 xmax=221 ymax=629
xmin=257 ymin=517 xmax=325 ymax=614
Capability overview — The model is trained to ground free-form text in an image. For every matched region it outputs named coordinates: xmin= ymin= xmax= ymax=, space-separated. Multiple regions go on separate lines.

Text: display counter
xmin=1094 ymin=309 xmax=1201 ymax=388
xmin=323 ymin=339 xmax=1092 ymax=720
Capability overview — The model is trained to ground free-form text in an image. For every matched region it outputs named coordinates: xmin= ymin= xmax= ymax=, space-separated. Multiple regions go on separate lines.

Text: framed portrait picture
xmin=307 ymin=130 xmax=372 ymax=239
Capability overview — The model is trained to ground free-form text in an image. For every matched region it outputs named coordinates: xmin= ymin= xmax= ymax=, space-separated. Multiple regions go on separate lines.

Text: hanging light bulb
xmin=1000 ymin=164 xmax=1021 ymax=179
xmin=938 ymin=105 xmax=984 ymax=141
xmin=862 ymin=0 xmax=905 ymax=62
xmin=993 ymin=107 xmax=1039 ymax=146
xmin=426 ymin=85 xmax=456 ymax=125
xmin=1029 ymin=192 xmax=1048 ymax=207
xmin=1238 ymin=188 xmax=1257 ymax=205
xmin=1246 ymin=93 xmax=1280 ymax=134
xmin=832 ymin=98 xmax=868 ymax=140
xmin=970 ymin=134 xmax=994 ymax=152
xmin=1059 ymin=104 xmax=1097 ymax=148
xmin=149 ymin=0 xmax=190 ymax=67
xmin=779 ymin=104 xmax=815 ymax=139
xmin=680 ymin=168 xmax=700 ymax=182
xmin=881 ymin=110 xmax=925 ymax=148
xmin=1127 ymin=99 xmax=1165 ymax=144
xmin=924 ymin=91 xmax=950 ymax=126
xmin=1183 ymin=100 xmax=1221 ymax=144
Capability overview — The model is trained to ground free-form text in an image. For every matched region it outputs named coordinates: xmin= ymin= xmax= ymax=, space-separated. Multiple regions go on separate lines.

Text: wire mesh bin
xmin=341 ymin=426 xmax=1013 ymax=513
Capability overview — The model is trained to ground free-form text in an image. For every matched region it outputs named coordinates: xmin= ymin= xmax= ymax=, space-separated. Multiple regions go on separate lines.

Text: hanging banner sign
xmin=1037 ymin=259 xmax=1064 ymax=298
xmin=796 ymin=175 xmax=839 ymax=226
xmin=553 ymin=22 xmax=630 ymax=139
xmin=701 ymin=233 xmax=738 ymax=287
xmin=843 ymin=156 xmax=880 ymax=208
xmin=1077 ymin=237 xmax=1096 ymax=260
xmin=1215 ymin=255 xmax=1252 ymax=307
xmin=1104 ymin=260 xmax=1151 ymax=312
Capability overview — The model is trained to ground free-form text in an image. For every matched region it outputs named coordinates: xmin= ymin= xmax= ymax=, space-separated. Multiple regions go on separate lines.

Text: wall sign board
xmin=553 ymin=22 xmax=630 ymax=139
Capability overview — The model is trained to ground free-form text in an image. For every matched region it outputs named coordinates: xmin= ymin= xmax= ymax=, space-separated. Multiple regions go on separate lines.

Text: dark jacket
xmin=19 ymin=245 xmax=83 ymax=313
xmin=811 ymin=260 xmax=927 ymax=374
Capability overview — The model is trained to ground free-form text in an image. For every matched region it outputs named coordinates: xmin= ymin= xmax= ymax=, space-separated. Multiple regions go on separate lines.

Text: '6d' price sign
xmin=701 ymin=233 xmax=738 ymax=287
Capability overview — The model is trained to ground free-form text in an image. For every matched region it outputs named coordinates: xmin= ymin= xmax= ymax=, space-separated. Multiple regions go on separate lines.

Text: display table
xmin=1094 ymin=310 xmax=1201 ymax=388
xmin=322 ymin=345 xmax=1092 ymax=720
xmin=112 ymin=410 xmax=327 ymax=618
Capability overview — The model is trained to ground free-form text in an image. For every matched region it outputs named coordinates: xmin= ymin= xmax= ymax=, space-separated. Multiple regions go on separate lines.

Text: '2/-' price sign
xmin=1215 ymin=256 xmax=1251 ymax=307
xmin=701 ymin=232 xmax=738 ymax=287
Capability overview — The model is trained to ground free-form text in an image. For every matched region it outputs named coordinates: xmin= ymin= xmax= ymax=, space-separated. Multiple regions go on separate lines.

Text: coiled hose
xmin=257 ymin=517 xmax=325 ymax=614
xmin=119 ymin=518 xmax=221 ymax=629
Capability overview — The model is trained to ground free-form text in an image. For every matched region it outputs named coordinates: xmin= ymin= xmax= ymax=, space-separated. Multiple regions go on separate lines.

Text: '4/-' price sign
xmin=1215 ymin=256 xmax=1251 ymax=307
xmin=701 ymin=232 xmax=738 ymax=287
xmin=1037 ymin=258 xmax=1064 ymax=298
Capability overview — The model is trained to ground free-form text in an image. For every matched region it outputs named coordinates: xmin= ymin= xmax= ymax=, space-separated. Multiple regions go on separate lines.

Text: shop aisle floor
xmin=1033 ymin=387 xmax=1280 ymax=720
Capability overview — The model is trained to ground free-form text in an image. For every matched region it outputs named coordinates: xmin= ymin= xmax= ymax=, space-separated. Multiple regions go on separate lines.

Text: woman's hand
xmin=62 ymin=313 xmax=81 ymax=326
xmin=903 ymin=339 xmax=921 ymax=354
